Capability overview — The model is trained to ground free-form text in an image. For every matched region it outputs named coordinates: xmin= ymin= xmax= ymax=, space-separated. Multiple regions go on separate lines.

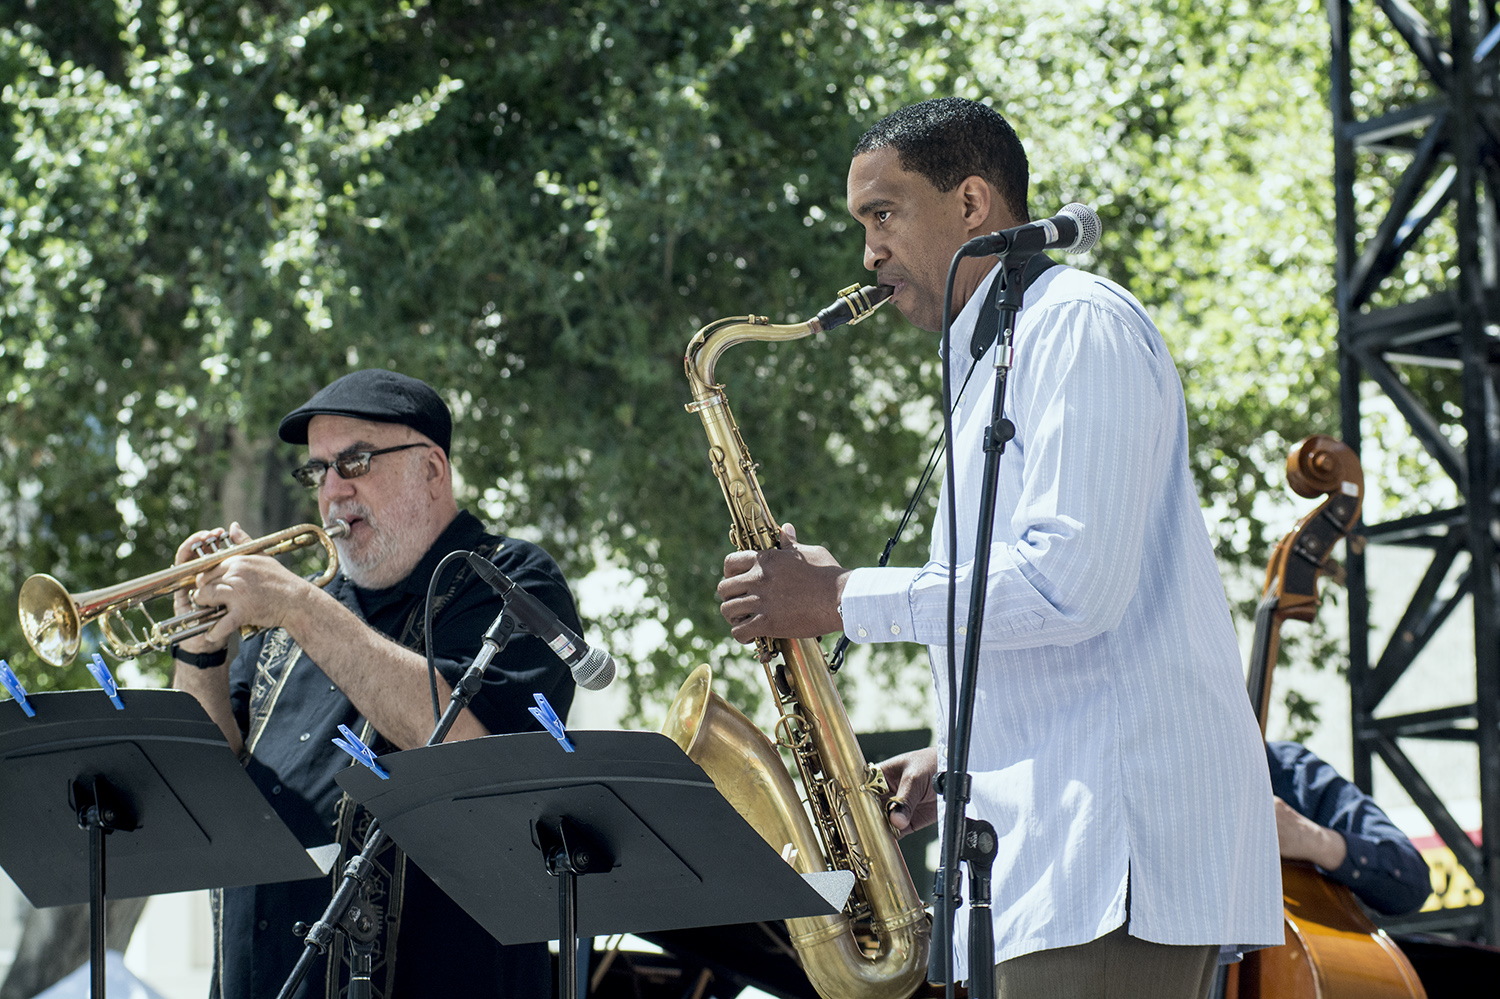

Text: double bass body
xmin=1236 ymin=862 xmax=1427 ymax=999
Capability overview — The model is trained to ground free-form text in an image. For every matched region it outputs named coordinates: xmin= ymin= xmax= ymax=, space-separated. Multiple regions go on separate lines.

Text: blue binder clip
xmin=333 ymin=724 xmax=389 ymax=780
xmin=529 ymin=692 xmax=574 ymax=753
xmin=0 ymin=660 xmax=35 ymax=718
xmin=86 ymin=654 xmax=125 ymax=711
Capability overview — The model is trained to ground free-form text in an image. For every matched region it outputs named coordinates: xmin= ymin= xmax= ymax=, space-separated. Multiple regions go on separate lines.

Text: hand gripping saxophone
xmin=661 ymin=284 xmax=930 ymax=999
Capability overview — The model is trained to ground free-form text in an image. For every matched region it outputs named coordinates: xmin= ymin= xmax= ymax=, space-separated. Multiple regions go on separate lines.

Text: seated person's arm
xmin=1268 ymin=740 xmax=1432 ymax=916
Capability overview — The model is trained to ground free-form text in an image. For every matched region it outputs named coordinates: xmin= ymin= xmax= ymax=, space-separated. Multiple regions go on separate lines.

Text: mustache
xmin=328 ymin=502 xmax=373 ymax=527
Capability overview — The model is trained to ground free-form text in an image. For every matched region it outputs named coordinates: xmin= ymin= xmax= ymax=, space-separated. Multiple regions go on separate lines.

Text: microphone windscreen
xmin=1060 ymin=203 xmax=1102 ymax=254
xmin=572 ymin=646 xmax=616 ymax=691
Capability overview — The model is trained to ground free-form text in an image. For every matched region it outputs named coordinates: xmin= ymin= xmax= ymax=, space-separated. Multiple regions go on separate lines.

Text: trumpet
xmin=18 ymin=520 xmax=350 ymax=667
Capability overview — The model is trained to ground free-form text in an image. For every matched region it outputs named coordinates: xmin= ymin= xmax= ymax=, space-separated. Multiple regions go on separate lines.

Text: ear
xmin=423 ymin=447 xmax=448 ymax=489
xmin=956 ymin=175 xmax=995 ymax=237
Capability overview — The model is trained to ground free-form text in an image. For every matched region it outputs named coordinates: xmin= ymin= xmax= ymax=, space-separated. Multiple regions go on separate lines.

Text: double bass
xmin=1232 ymin=434 xmax=1426 ymax=999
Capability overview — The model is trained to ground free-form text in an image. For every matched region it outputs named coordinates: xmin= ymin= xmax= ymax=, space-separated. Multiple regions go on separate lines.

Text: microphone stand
xmin=934 ymin=251 xmax=1031 ymax=999
xmin=273 ymin=607 xmax=522 ymax=999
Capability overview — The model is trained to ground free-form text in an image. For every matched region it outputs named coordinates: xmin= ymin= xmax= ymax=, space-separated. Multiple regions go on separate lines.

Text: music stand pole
xmin=87 ymin=815 xmax=104 ymax=998
xmin=557 ymin=857 xmax=577 ymax=999
xmin=76 ymin=783 xmax=126 ymax=999
xmin=537 ymin=817 xmax=612 ymax=999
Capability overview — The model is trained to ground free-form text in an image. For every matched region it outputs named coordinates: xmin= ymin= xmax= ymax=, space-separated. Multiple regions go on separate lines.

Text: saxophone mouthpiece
xmin=811 ymin=284 xmax=893 ymax=333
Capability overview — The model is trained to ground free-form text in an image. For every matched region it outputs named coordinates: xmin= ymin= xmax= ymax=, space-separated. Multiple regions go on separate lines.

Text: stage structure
xmin=1329 ymin=0 xmax=1499 ymax=942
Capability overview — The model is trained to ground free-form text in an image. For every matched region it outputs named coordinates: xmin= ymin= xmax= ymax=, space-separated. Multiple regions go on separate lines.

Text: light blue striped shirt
xmin=841 ymin=264 xmax=1284 ymax=974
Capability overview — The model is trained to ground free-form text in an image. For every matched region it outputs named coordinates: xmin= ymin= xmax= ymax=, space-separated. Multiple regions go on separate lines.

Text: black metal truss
xmin=1330 ymin=0 xmax=1500 ymax=941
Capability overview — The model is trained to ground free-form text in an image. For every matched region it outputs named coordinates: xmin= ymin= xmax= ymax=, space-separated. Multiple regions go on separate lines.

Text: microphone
xmin=960 ymin=203 xmax=1101 ymax=258
xmin=464 ymin=553 xmax=616 ymax=690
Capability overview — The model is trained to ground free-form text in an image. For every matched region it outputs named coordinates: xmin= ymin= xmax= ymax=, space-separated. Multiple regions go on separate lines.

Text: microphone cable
xmin=423 ymin=549 xmax=474 ymax=726
xmin=828 ymin=358 xmax=982 ymax=671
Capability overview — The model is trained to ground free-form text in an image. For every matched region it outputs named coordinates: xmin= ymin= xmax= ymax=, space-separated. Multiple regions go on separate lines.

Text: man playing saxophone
xmin=171 ymin=368 xmax=581 ymax=999
xmin=717 ymin=98 xmax=1282 ymax=998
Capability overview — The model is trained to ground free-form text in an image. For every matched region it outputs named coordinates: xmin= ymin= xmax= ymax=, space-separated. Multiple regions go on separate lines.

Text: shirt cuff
xmin=1328 ymin=830 xmax=1377 ymax=885
xmin=840 ymin=566 xmax=922 ymax=644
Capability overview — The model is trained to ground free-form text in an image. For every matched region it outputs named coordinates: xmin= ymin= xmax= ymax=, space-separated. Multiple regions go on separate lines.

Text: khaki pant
xmin=994 ymin=924 xmax=1217 ymax=999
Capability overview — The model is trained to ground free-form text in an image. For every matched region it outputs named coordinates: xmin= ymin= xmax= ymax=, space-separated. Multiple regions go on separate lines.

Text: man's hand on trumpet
xmin=174 ymin=525 xmax=311 ymax=647
xmin=170 ymin=524 xmax=249 ymax=658
xmin=170 ymin=523 xmax=257 ymax=755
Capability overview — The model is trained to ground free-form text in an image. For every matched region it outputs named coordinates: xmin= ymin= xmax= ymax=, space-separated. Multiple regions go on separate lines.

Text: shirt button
xmin=258 ymin=920 xmax=269 ymax=931
xmin=857 ymin=627 xmax=868 ymax=638
xmin=890 ymin=624 xmax=901 ymax=635
xmin=329 ymin=684 xmax=337 ymax=692
xmin=299 ymin=733 xmax=311 ymax=742
xmin=271 ymin=785 xmax=282 ymax=795
xmin=958 ymin=626 xmax=967 ymax=636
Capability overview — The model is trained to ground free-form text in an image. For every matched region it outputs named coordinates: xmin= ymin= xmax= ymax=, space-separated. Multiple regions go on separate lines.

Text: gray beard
xmin=335 ymin=536 xmax=411 ymax=589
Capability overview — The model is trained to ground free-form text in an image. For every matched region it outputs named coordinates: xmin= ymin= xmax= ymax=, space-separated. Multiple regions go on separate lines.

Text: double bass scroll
xmin=1245 ymin=434 xmax=1364 ymax=738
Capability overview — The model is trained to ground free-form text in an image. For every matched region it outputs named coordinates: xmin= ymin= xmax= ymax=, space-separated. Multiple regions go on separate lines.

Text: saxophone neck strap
xmin=970 ymin=252 xmax=1059 ymax=360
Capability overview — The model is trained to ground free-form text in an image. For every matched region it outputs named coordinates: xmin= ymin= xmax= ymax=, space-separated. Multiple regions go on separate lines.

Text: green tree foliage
xmin=0 ymin=0 xmax=1380 ymax=726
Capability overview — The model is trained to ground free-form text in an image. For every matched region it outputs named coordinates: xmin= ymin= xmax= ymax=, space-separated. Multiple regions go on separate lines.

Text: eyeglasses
xmin=291 ymin=443 xmax=430 ymax=489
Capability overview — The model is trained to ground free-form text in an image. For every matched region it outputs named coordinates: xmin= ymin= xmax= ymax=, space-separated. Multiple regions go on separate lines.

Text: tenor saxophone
xmin=662 ymin=284 xmax=930 ymax=999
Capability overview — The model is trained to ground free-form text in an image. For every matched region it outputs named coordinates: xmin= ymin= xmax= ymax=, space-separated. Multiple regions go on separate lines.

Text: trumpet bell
xmin=19 ymin=573 xmax=81 ymax=668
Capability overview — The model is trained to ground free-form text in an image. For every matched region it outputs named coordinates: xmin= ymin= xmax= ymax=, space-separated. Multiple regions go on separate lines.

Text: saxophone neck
xmin=684 ymin=284 xmax=891 ymax=392
xmin=685 ymin=315 xmax=814 ymax=395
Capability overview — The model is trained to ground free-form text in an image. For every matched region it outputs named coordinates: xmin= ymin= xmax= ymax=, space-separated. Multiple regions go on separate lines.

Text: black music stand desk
xmin=336 ymin=730 xmax=851 ymax=998
xmin=0 ymin=689 xmax=335 ymax=994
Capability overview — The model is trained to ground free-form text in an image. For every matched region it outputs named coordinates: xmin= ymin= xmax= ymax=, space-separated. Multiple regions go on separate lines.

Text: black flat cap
xmin=278 ymin=369 xmax=452 ymax=453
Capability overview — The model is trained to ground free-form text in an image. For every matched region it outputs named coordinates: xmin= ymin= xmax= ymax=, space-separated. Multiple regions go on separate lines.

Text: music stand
xmin=337 ymin=729 xmax=852 ymax=999
xmin=0 ymin=689 xmax=334 ymax=998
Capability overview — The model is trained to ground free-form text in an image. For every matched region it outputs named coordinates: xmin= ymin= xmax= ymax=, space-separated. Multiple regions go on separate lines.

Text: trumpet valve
xmin=189 ymin=528 xmax=233 ymax=559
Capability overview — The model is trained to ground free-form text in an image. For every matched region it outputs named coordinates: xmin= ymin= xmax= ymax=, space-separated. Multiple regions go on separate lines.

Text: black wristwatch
xmin=171 ymin=643 xmax=228 ymax=669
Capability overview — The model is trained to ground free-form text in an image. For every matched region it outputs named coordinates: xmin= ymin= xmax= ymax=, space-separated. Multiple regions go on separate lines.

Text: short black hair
xmin=853 ymin=97 xmax=1030 ymax=221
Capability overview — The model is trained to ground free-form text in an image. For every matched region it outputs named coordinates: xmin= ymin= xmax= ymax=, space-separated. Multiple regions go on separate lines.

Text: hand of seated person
xmin=1274 ymin=796 xmax=1349 ymax=871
